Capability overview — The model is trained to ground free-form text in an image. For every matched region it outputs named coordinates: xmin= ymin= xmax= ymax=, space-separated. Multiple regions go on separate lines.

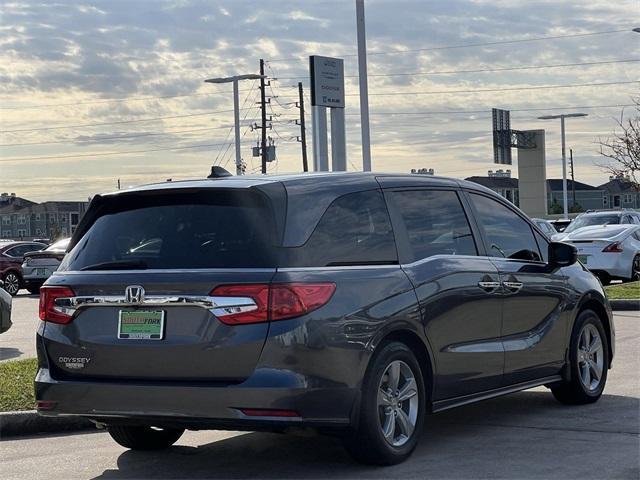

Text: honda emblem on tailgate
xmin=125 ymin=285 xmax=145 ymax=304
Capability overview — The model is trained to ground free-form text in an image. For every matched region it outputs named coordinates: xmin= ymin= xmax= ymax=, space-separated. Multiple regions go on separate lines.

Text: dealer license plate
xmin=35 ymin=268 xmax=48 ymax=276
xmin=118 ymin=310 xmax=165 ymax=340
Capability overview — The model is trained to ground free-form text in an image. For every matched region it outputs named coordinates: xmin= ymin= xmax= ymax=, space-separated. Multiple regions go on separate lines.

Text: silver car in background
xmin=562 ymin=224 xmax=640 ymax=285
xmin=21 ymin=238 xmax=70 ymax=294
xmin=552 ymin=210 xmax=640 ymax=242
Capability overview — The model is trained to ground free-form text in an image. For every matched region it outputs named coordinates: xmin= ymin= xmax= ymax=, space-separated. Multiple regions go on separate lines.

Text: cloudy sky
xmin=0 ymin=0 xmax=638 ymax=201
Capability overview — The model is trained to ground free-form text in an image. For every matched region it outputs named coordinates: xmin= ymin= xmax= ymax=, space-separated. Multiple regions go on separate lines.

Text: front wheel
xmin=344 ymin=342 xmax=426 ymax=465
xmin=551 ymin=310 xmax=608 ymax=405
xmin=108 ymin=425 xmax=184 ymax=450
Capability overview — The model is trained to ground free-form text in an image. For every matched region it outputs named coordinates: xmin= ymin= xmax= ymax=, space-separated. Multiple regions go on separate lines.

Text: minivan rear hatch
xmin=43 ymin=185 xmax=284 ymax=382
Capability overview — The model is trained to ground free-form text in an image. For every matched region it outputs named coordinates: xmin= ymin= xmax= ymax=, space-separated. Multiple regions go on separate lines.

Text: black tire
xmin=631 ymin=255 xmax=640 ymax=282
xmin=107 ymin=425 xmax=184 ymax=450
xmin=1 ymin=271 xmax=21 ymax=296
xmin=551 ymin=309 xmax=609 ymax=405
xmin=344 ymin=342 xmax=426 ymax=465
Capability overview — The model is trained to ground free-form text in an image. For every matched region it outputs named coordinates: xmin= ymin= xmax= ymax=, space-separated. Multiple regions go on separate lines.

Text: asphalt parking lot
xmin=0 ymin=296 xmax=638 ymax=479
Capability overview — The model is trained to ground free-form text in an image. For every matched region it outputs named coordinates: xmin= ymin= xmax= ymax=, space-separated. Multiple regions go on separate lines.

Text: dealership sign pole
xmin=310 ymin=55 xmax=346 ymax=171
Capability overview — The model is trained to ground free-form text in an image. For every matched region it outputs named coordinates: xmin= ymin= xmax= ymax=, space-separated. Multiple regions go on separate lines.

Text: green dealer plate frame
xmin=118 ymin=310 xmax=165 ymax=340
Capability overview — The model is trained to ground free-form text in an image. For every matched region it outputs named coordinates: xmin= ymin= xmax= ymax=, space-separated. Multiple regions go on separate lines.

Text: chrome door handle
xmin=503 ymin=281 xmax=523 ymax=292
xmin=478 ymin=281 xmax=501 ymax=292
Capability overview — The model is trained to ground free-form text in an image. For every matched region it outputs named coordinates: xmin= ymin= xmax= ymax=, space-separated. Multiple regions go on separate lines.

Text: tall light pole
xmin=356 ymin=0 xmax=371 ymax=171
xmin=204 ymin=74 xmax=265 ymax=175
xmin=538 ymin=113 xmax=588 ymax=219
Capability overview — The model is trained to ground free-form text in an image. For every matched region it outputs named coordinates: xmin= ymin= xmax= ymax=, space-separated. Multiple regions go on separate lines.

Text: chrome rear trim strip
xmin=54 ymin=295 xmax=258 ymax=318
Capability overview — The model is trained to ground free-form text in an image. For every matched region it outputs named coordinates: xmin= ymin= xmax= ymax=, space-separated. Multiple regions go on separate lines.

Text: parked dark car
xmin=35 ymin=173 xmax=614 ymax=465
xmin=22 ymin=238 xmax=70 ymax=293
xmin=0 ymin=279 xmax=12 ymax=333
xmin=0 ymin=240 xmax=47 ymax=296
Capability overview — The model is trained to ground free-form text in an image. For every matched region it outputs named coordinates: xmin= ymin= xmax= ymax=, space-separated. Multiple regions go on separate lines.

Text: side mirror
xmin=549 ymin=242 xmax=577 ymax=267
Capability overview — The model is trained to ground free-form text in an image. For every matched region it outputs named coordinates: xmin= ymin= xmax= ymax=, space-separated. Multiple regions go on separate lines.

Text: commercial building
xmin=0 ymin=193 xmax=89 ymax=240
xmin=464 ymin=171 xmax=621 ymax=214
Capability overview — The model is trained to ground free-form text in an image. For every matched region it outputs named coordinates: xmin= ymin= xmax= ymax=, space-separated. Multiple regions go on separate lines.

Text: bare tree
xmin=598 ymin=98 xmax=640 ymax=186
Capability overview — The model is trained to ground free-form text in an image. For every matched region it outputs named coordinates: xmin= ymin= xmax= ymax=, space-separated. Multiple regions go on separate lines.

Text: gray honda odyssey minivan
xmin=35 ymin=172 xmax=614 ymax=465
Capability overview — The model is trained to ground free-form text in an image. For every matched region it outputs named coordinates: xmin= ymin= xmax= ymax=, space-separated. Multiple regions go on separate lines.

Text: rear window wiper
xmin=79 ymin=260 xmax=148 ymax=271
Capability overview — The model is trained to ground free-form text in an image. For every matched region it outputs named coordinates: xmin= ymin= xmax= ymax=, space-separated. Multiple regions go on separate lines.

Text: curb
xmin=610 ymin=299 xmax=640 ymax=311
xmin=0 ymin=410 xmax=94 ymax=438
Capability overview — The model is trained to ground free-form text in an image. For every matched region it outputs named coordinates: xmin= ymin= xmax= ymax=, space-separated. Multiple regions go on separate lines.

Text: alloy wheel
xmin=577 ymin=324 xmax=604 ymax=392
xmin=2 ymin=273 xmax=20 ymax=295
xmin=632 ymin=256 xmax=640 ymax=281
xmin=377 ymin=360 xmax=419 ymax=447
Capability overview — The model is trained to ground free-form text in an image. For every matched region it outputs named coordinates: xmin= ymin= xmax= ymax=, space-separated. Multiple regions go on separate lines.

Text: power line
xmin=273 ymin=58 xmax=640 ymax=80
xmin=0 ymin=108 xmax=248 ymax=133
xmin=267 ymin=28 xmax=633 ymax=62
xmin=0 ymin=90 xmax=237 ymax=110
xmin=1 ymin=141 xmax=255 ymax=163
xmin=0 ymin=125 xmax=254 ymax=147
xmin=342 ymin=103 xmax=637 ymax=116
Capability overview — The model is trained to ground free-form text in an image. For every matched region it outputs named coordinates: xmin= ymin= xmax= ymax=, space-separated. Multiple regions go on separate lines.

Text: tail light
xmin=602 ymin=242 xmax=623 ymax=253
xmin=210 ymin=283 xmax=335 ymax=325
xmin=39 ymin=286 xmax=75 ymax=324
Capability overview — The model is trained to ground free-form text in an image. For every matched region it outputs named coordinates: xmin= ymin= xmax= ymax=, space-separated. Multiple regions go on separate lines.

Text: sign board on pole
xmin=310 ymin=56 xmax=345 ymax=108
xmin=492 ymin=108 xmax=512 ymax=165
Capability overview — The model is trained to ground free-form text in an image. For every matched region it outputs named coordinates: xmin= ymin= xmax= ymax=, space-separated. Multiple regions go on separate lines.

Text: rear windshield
xmin=564 ymin=214 xmax=620 ymax=233
xmin=60 ymin=190 xmax=279 ymax=270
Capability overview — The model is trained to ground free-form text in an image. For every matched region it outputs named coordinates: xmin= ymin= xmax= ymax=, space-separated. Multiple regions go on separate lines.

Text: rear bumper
xmin=34 ymin=367 xmax=357 ymax=431
xmin=581 ymin=254 xmax=631 ymax=279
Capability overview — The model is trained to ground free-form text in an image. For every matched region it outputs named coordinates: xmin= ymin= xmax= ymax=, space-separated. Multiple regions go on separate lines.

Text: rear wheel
xmin=551 ymin=310 xmax=608 ymax=405
xmin=107 ymin=425 xmax=184 ymax=450
xmin=631 ymin=255 xmax=640 ymax=282
xmin=344 ymin=342 xmax=426 ymax=465
xmin=1 ymin=272 xmax=20 ymax=296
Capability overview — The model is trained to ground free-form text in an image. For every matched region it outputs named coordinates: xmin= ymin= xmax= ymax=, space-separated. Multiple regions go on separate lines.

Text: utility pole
xmin=297 ymin=82 xmax=308 ymax=172
xmin=570 ymin=148 xmax=576 ymax=211
xmin=259 ymin=59 xmax=268 ymax=174
xmin=356 ymin=0 xmax=371 ymax=171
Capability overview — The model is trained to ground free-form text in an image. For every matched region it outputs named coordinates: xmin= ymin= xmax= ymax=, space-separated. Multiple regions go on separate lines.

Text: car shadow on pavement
xmin=0 ymin=347 xmax=23 ymax=361
xmin=94 ymin=390 xmax=639 ymax=479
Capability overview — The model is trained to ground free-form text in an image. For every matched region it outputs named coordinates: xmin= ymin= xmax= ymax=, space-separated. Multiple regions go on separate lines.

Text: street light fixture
xmin=204 ymin=74 xmax=265 ymax=175
xmin=537 ymin=113 xmax=588 ymax=219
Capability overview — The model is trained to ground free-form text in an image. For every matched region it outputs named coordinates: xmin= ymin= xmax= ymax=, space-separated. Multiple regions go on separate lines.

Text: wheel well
xmin=579 ymin=299 xmax=613 ymax=364
xmin=375 ymin=330 xmax=434 ymax=408
xmin=2 ymin=269 xmax=22 ymax=281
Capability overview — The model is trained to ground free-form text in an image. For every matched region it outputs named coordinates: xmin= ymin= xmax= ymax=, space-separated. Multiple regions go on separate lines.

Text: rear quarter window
xmin=281 ymin=189 xmax=397 ymax=267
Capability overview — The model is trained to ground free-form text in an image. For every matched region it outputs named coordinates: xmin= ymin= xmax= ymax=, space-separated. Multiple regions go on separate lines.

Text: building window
xmin=603 ymin=195 xmax=608 ymax=205
xmin=17 ymin=215 xmax=26 ymax=225
xmin=2 ymin=231 xmax=11 ymax=238
xmin=17 ymin=229 xmax=26 ymax=237
xmin=71 ymin=213 xmax=79 ymax=225
xmin=35 ymin=214 xmax=41 ymax=221
xmin=623 ymin=194 xmax=632 ymax=203
xmin=35 ymin=228 xmax=42 ymax=235
xmin=1 ymin=216 xmax=9 ymax=226
xmin=61 ymin=215 xmax=67 ymax=223
xmin=49 ymin=214 xmax=56 ymax=222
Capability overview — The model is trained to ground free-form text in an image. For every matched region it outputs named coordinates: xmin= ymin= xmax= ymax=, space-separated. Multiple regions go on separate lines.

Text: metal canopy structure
xmin=492 ymin=108 xmax=537 ymax=164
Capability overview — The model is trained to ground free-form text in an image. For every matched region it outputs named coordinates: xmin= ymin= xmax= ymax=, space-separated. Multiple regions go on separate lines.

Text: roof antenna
xmin=208 ymin=166 xmax=233 ymax=179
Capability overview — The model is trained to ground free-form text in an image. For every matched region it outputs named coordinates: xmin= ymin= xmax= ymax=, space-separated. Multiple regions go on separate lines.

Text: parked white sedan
xmin=562 ymin=224 xmax=640 ymax=285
